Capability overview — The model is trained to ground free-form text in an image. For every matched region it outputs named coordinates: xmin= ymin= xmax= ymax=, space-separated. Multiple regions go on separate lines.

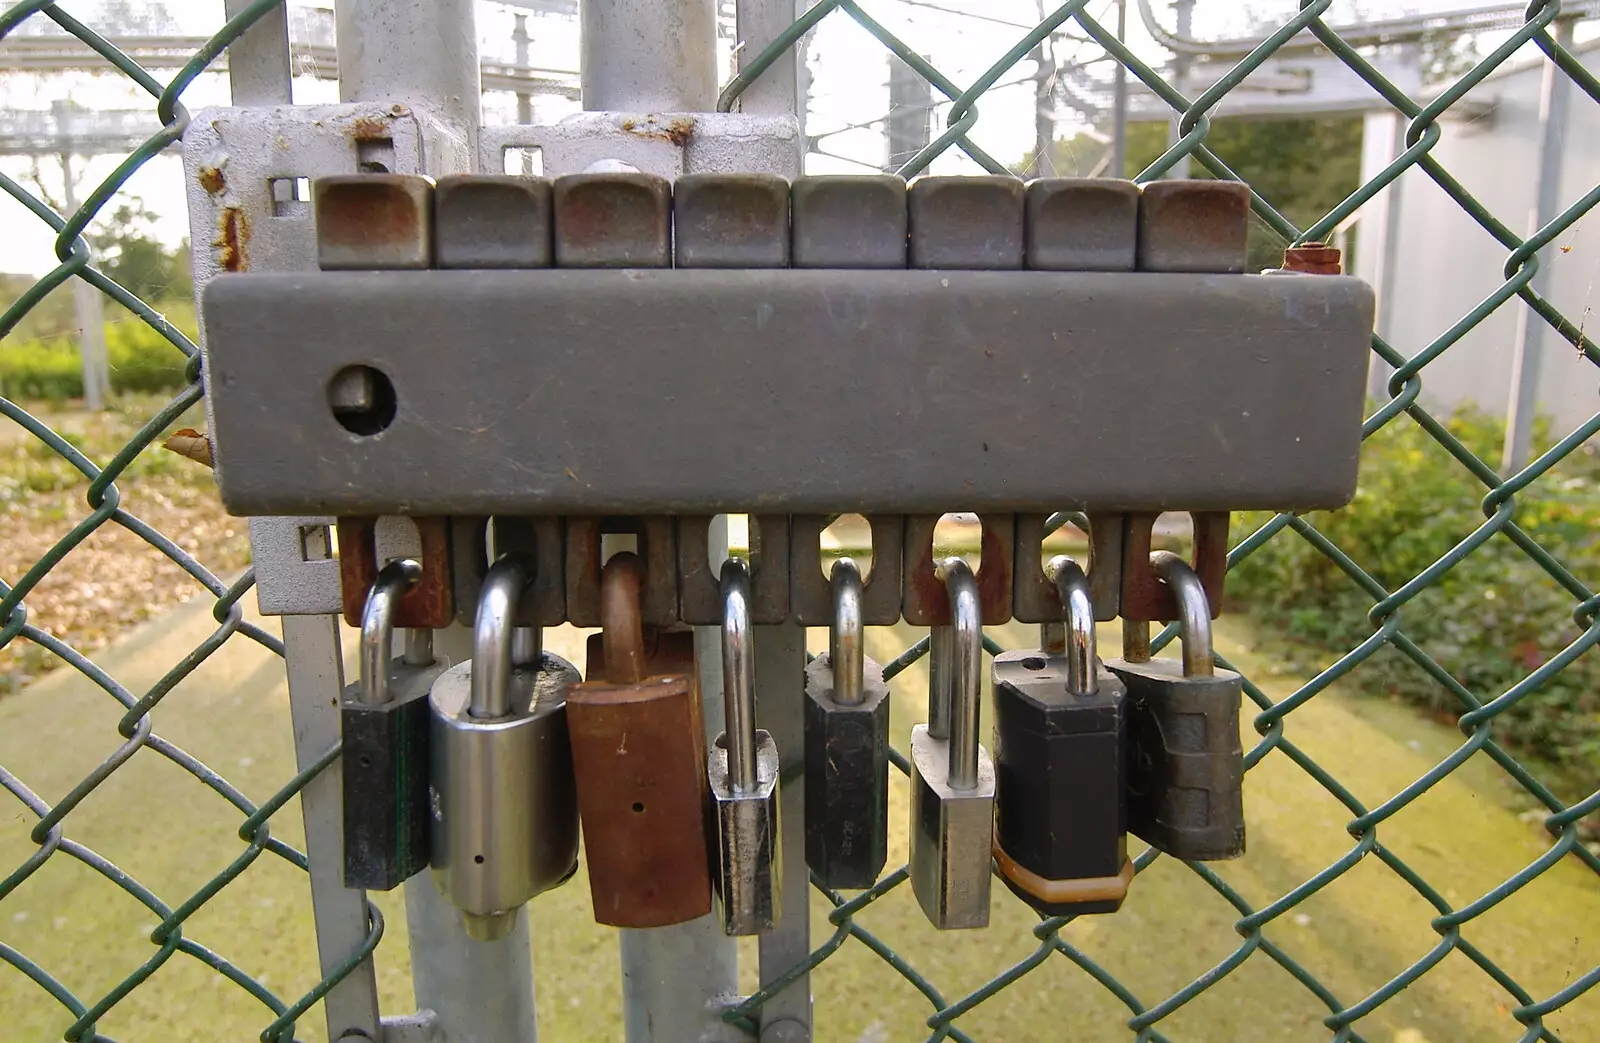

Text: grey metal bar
xmin=203 ymin=269 xmax=1376 ymax=515
xmin=1502 ymin=15 xmax=1575 ymax=474
xmin=581 ymin=0 xmax=718 ymax=111
xmin=223 ymin=0 xmax=292 ymax=105
xmin=754 ymin=622 xmax=811 ymax=1042
xmin=281 ymin=615 xmax=383 ymax=1042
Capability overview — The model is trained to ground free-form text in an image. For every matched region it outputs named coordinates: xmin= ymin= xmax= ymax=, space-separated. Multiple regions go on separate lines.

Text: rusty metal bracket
xmin=1119 ymin=511 xmax=1229 ymax=621
xmin=902 ymin=514 xmax=1014 ymax=626
xmin=789 ymin=515 xmax=904 ymax=626
xmin=451 ymin=516 xmax=566 ymax=626
xmin=566 ymin=517 xmax=678 ymax=627
xmin=337 ymin=515 xmax=454 ymax=628
xmin=678 ymin=515 xmax=790 ymax=625
xmin=1012 ymin=513 xmax=1122 ymax=623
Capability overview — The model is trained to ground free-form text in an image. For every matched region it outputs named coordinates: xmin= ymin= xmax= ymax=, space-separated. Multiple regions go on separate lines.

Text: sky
xmin=0 ymin=0 xmax=1561 ymax=277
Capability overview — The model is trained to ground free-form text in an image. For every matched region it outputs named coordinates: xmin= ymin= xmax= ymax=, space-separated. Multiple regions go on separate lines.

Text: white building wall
xmin=1353 ymin=45 xmax=1600 ymax=441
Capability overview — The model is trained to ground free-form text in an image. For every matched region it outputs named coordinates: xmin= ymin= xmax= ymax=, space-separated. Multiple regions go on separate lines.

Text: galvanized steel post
xmin=1502 ymin=16 xmax=1576 ymax=475
xmin=581 ymin=0 xmax=718 ymax=111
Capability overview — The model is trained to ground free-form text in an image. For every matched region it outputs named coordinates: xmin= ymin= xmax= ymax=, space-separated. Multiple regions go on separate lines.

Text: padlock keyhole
xmin=1021 ymin=657 xmax=1047 ymax=671
xmin=328 ymin=365 xmax=397 ymax=436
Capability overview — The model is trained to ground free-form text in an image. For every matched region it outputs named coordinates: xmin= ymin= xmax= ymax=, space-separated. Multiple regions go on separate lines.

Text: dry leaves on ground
xmin=1 ymin=397 xmax=251 ymax=694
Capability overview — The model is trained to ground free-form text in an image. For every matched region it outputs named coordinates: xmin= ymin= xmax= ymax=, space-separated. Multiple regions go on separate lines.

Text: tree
xmin=87 ymin=202 xmax=193 ymax=304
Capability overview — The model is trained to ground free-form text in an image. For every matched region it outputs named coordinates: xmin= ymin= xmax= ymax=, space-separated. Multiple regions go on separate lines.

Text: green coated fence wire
xmin=2 ymin=1 xmax=1598 ymax=1040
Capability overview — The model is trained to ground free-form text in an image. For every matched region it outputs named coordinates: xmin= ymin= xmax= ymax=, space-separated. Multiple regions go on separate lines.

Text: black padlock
xmin=804 ymin=557 xmax=890 ymax=889
xmin=1106 ymin=551 xmax=1245 ymax=861
xmin=992 ymin=556 xmax=1132 ymax=917
xmin=341 ymin=558 xmax=446 ymax=890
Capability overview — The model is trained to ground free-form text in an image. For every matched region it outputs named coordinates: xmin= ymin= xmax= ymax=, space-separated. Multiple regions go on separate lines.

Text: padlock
xmin=909 ymin=557 xmax=996 ymax=930
xmin=1106 ymin=551 xmax=1246 ymax=861
xmin=428 ymin=556 xmax=581 ymax=940
xmin=804 ymin=557 xmax=890 ymax=889
xmin=566 ymin=552 xmax=713 ymax=928
xmin=341 ymin=557 xmax=446 ymax=890
xmin=708 ymin=557 xmax=782 ymax=936
xmin=992 ymin=556 xmax=1132 ymax=917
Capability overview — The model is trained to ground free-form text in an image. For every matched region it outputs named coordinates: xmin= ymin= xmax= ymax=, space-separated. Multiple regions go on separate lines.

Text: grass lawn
xmin=2 ymin=587 xmax=1596 ymax=1042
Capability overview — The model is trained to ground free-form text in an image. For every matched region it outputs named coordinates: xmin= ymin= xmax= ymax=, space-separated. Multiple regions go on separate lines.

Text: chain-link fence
xmin=3 ymin=1 xmax=1599 ymax=1040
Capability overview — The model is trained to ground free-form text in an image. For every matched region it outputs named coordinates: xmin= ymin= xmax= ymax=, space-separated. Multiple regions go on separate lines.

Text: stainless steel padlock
xmin=803 ymin=556 xmax=891 ymax=889
xmin=909 ymin=557 xmax=996 ymax=930
xmin=428 ymin=556 xmax=581 ymax=940
xmin=708 ymin=557 xmax=782 ymax=936
xmin=342 ymin=558 xmax=447 ymax=890
xmin=1106 ymin=551 xmax=1246 ymax=862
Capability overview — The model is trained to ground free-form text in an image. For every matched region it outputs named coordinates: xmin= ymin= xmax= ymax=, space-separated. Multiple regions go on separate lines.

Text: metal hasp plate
xmin=203 ymin=269 xmax=1372 ymax=515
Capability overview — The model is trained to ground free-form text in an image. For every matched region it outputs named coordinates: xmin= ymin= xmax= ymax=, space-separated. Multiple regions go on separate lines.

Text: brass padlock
xmin=567 ymin=552 xmax=714 ymax=928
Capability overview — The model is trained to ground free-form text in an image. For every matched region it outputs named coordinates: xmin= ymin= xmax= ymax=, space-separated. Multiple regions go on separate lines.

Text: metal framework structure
xmin=1 ymin=2 xmax=1598 ymax=1043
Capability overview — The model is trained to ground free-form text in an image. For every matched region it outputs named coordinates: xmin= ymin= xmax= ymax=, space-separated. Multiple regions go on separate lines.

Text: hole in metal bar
xmin=820 ymin=513 xmax=873 ymax=583
xmin=328 ymin=364 xmax=396 ymax=436
xmin=503 ymin=146 xmax=544 ymax=176
xmin=932 ymin=512 xmax=981 ymax=573
xmin=269 ymin=176 xmax=311 ymax=217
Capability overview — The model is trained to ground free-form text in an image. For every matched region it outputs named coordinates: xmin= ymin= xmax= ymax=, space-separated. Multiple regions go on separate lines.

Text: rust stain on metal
xmin=903 ymin=514 xmax=1014 ymax=625
xmin=215 ymin=206 xmax=249 ymax=272
xmin=337 ymin=516 xmax=454 ymax=628
xmin=1119 ymin=511 xmax=1228 ymax=622
xmin=318 ymin=181 xmax=421 ymax=252
xmin=350 ymin=116 xmax=391 ymax=141
xmin=197 ymin=165 xmax=225 ymax=194
xmin=554 ymin=174 xmax=671 ymax=264
xmin=1283 ymin=242 xmax=1343 ymax=275
xmin=619 ymin=115 xmax=695 ymax=146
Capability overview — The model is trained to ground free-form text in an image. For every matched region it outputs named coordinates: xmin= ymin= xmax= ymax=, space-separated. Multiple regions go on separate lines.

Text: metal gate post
xmin=1502 ymin=15 xmax=1576 ymax=475
xmin=326 ymin=3 xmax=534 ymax=1040
xmin=581 ymin=0 xmax=717 ymax=112
xmin=732 ymin=8 xmax=815 ymax=1036
xmin=333 ymin=0 xmax=482 ymax=161
xmin=576 ymin=5 xmax=745 ymax=1040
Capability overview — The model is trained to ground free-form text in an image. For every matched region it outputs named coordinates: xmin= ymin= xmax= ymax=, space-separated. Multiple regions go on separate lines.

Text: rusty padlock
xmin=566 ymin=552 xmax=714 ymax=928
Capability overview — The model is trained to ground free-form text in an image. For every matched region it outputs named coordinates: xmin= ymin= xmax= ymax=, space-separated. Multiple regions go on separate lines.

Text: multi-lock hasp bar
xmin=200 ymin=174 xmax=1374 ymax=516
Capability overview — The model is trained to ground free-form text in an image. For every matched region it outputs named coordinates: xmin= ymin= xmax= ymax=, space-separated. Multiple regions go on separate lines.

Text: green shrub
xmin=1 ymin=304 xmax=194 ymax=401
xmin=1230 ymin=409 xmax=1600 ymax=781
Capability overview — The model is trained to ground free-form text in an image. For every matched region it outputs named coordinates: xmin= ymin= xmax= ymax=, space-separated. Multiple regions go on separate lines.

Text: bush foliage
xmin=1231 ymin=409 xmax=1600 ymax=780
xmin=0 ymin=301 xmax=194 ymax=400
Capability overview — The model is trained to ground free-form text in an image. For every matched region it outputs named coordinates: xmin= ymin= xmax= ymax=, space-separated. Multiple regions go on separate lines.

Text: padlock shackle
xmin=470 ymin=556 xmax=531 ymax=718
xmin=1046 ymin=555 xmax=1096 ymax=696
xmin=829 ymin=557 xmax=865 ymax=706
xmin=359 ymin=557 xmax=423 ymax=706
xmin=936 ymin=557 xmax=982 ymax=791
xmin=1149 ymin=551 xmax=1214 ymax=677
xmin=599 ymin=552 xmax=647 ymax=684
xmin=720 ymin=556 xmax=758 ymax=793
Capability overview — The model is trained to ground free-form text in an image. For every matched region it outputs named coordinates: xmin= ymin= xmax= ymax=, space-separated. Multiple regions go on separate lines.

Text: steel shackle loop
xmin=720 ymin=556 xmax=757 ymax=794
xmin=359 ymin=557 xmax=424 ymax=706
xmin=600 ymin=552 xmax=648 ymax=685
xmin=829 ymin=557 xmax=866 ymax=706
xmin=1149 ymin=550 xmax=1215 ymax=677
xmin=935 ymin=556 xmax=982 ymax=791
xmin=1046 ymin=555 xmax=1096 ymax=696
xmin=470 ymin=556 xmax=530 ymax=719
